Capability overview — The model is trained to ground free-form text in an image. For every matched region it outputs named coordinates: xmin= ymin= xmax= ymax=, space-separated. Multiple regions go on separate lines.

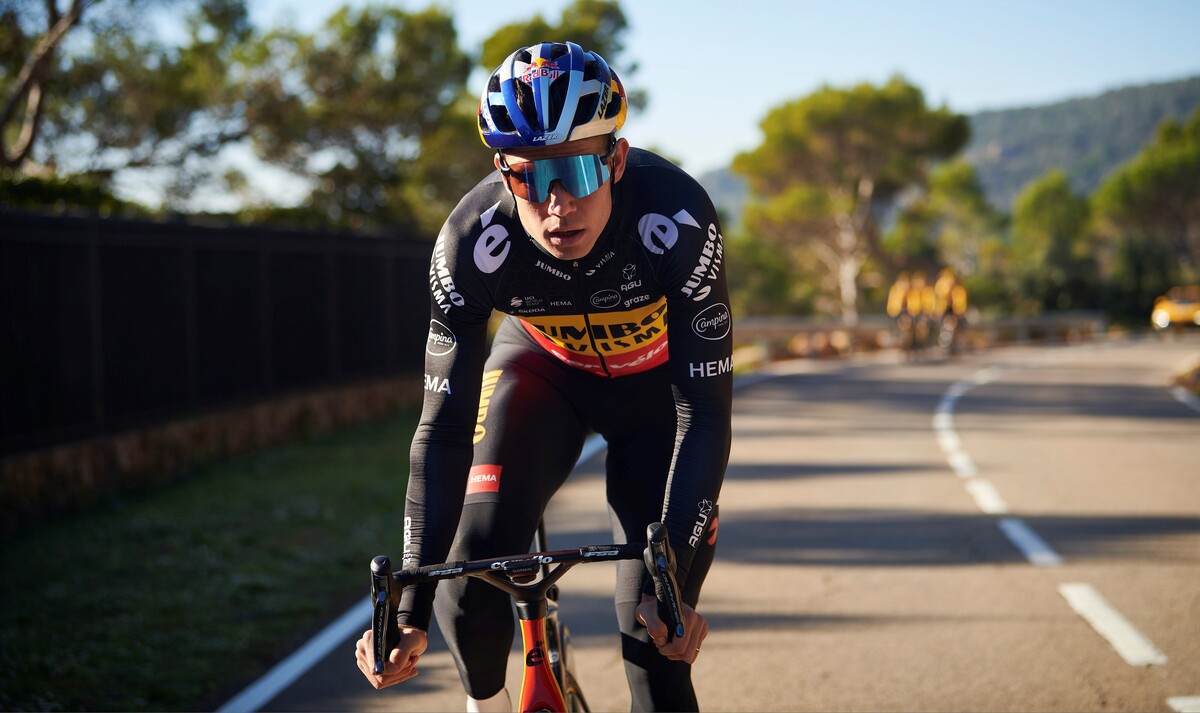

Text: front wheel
xmin=562 ymin=670 xmax=589 ymax=712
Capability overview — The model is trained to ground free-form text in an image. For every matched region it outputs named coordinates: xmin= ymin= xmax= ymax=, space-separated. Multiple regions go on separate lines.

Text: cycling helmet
xmin=478 ymin=41 xmax=627 ymax=148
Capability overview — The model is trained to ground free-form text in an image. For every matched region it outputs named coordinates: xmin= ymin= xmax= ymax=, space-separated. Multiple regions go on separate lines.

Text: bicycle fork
xmin=517 ymin=612 xmax=567 ymax=712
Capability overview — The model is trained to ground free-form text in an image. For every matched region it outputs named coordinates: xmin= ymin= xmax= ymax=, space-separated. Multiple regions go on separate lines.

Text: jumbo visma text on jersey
xmin=519 ymin=296 xmax=669 ymax=375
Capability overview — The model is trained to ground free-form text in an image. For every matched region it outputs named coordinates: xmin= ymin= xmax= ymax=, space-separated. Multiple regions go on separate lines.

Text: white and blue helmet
xmin=478 ymin=41 xmax=627 ymax=148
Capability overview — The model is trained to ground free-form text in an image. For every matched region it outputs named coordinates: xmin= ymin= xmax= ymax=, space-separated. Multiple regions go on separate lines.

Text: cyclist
xmin=353 ymin=41 xmax=732 ymax=712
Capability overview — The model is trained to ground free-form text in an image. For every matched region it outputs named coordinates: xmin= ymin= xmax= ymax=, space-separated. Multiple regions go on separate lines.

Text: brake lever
xmin=370 ymin=555 xmax=398 ymax=675
xmin=644 ymin=522 xmax=685 ymax=642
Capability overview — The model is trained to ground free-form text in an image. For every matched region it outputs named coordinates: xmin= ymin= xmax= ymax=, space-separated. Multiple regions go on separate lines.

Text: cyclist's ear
xmin=610 ymin=137 xmax=630 ymax=185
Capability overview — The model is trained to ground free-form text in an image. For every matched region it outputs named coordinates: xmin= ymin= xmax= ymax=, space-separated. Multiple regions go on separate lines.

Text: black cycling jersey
xmin=399 ymin=148 xmax=733 ymax=631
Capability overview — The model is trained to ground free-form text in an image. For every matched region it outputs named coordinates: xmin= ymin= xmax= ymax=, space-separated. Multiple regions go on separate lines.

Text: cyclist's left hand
xmin=636 ymin=593 xmax=708 ymax=664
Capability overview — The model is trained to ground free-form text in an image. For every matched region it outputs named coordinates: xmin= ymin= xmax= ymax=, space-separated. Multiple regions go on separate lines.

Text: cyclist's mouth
xmin=546 ymin=227 xmax=585 ymax=246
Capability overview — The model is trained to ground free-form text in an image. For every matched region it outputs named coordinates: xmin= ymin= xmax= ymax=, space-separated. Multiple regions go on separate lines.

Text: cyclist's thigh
xmin=452 ymin=338 xmax=590 ymax=556
xmin=436 ymin=339 xmax=591 ymax=698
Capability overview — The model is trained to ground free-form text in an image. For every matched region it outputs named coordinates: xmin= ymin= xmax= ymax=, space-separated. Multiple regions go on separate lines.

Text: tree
xmin=2 ymin=0 xmax=253 ymax=198
xmin=733 ymin=76 xmax=968 ymax=324
xmin=884 ymin=159 xmax=1001 ymax=274
xmin=1010 ymin=170 xmax=1095 ymax=312
xmin=237 ymin=5 xmax=472 ymax=233
xmin=1092 ymin=108 xmax=1200 ymax=285
xmin=1 ymin=0 xmax=87 ymax=169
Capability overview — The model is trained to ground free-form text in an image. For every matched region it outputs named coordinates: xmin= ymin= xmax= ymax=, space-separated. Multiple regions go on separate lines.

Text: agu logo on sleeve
xmin=692 ymin=302 xmax=731 ymax=340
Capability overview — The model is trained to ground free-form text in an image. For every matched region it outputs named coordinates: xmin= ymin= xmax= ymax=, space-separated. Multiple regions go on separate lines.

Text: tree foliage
xmin=1092 ymin=107 xmax=1200 ymax=278
xmin=2 ymin=0 xmax=253 ymax=196
xmin=235 ymin=4 xmax=473 ymax=233
xmin=477 ymin=0 xmax=644 ymax=112
xmin=1084 ymin=108 xmax=1200 ymax=320
xmin=1 ymin=0 xmax=640 ymax=234
xmin=733 ymin=76 xmax=968 ymax=323
xmin=1010 ymin=170 xmax=1096 ymax=312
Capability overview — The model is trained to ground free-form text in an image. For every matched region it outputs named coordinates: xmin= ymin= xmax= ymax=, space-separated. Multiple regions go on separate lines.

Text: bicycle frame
xmin=371 ymin=522 xmax=684 ymax=713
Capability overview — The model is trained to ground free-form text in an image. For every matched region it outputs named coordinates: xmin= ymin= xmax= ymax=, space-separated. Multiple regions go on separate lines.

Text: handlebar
xmin=370 ymin=522 xmax=687 ymax=673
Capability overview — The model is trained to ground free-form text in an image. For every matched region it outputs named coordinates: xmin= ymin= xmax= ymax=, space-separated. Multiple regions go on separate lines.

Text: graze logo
xmin=520 ymin=56 xmax=562 ymax=83
xmin=692 ymin=302 xmax=731 ymax=340
xmin=467 ymin=464 xmax=502 ymax=495
xmin=638 ymin=209 xmax=700 ymax=255
xmin=430 ymin=233 xmax=465 ymax=314
xmin=473 ymin=369 xmax=503 ymax=444
xmin=681 ymin=223 xmax=724 ymax=302
xmin=426 ymin=319 xmax=456 ymax=356
xmin=474 ymin=202 xmax=511 ymax=274
xmin=689 ymin=499 xmax=715 ymax=548
xmin=590 ymin=289 xmax=621 ymax=309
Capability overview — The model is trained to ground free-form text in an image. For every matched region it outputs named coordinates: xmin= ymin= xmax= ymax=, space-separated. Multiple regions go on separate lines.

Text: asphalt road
xmin=245 ymin=333 xmax=1200 ymax=712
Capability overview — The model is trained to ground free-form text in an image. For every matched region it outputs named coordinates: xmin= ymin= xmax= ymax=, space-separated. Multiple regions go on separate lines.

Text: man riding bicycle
xmin=354 ymin=41 xmax=732 ymax=712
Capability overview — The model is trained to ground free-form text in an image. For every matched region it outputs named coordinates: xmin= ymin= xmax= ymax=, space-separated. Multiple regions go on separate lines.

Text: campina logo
xmin=426 ymin=319 xmax=457 ymax=356
xmin=590 ymin=289 xmax=621 ymax=309
xmin=692 ymin=302 xmax=731 ymax=340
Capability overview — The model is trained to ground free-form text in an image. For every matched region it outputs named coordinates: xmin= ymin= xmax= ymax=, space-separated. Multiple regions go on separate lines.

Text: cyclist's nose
xmin=545 ymin=181 xmax=576 ymax=215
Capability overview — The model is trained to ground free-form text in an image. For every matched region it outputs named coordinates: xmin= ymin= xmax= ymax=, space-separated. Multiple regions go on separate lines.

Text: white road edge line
xmin=964 ymin=479 xmax=1009 ymax=515
xmin=998 ymin=517 xmax=1062 ymax=567
xmin=216 ymin=600 xmax=373 ymax=713
xmin=934 ymin=368 xmax=1064 ymax=567
xmin=218 ymin=433 xmax=610 ymax=713
xmin=1168 ymin=696 xmax=1200 ymax=712
xmin=1058 ymin=583 xmax=1168 ymax=666
xmin=1171 ymin=386 xmax=1200 ymax=414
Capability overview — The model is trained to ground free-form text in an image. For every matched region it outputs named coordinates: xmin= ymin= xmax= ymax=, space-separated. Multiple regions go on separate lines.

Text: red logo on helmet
xmin=520 ymin=57 xmax=562 ymax=83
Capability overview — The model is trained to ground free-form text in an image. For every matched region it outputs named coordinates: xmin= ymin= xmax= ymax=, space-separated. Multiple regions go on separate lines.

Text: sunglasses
xmin=497 ymin=138 xmax=617 ymax=203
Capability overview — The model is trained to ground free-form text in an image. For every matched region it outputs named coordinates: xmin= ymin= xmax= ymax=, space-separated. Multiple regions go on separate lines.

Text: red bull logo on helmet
xmin=520 ymin=57 xmax=564 ymax=84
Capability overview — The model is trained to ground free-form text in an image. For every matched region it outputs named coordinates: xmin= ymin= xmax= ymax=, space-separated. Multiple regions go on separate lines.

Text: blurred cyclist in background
xmin=353 ymin=41 xmax=732 ymax=712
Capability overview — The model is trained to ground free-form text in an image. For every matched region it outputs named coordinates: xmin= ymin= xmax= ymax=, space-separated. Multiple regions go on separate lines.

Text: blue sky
xmin=249 ymin=0 xmax=1200 ymax=177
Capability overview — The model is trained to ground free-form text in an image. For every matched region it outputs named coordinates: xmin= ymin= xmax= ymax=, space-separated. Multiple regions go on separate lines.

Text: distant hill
xmin=697 ymin=74 xmax=1200 ymax=224
xmin=965 ymin=75 xmax=1200 ymax=209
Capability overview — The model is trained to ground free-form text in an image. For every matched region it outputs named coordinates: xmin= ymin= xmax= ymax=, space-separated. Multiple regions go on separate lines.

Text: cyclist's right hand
xmin=355 ymin=627 xmax=427 ymax=689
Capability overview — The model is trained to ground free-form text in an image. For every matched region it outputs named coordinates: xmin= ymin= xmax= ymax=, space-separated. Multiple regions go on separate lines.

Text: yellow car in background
xmin=1151 ymin=285 xmax=1200 ymax=330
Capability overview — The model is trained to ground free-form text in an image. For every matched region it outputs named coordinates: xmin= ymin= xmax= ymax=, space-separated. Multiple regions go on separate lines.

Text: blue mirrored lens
xmin=509 ymin=154 xmax=610 ymax=202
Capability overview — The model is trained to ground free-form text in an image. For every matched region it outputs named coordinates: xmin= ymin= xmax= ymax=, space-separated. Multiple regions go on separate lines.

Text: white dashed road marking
xmin=1058 ymin=583 xmax=1168 ymax=666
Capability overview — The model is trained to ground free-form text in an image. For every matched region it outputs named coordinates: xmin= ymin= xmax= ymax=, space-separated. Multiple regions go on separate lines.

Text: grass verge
xmin=0 ymin=408 xmax=418 ymax=711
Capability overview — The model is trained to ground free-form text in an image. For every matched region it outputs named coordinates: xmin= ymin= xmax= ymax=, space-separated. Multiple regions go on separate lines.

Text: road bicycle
xmin=371 ymin=522 xmax=686 ymax=712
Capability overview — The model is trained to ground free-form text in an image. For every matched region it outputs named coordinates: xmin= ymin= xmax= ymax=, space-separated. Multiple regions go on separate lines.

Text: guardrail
xmin=732 ymin=312 xmax=1110 ymax=369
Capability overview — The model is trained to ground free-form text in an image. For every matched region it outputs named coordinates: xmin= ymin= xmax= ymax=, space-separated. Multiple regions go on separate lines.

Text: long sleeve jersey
xmin=398 ymin=148 xmax=733 ymax=629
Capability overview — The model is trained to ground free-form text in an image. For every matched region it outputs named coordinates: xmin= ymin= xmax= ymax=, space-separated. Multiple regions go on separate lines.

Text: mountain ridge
xmin=698 ymin=73 xmax=1200 ymax=226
